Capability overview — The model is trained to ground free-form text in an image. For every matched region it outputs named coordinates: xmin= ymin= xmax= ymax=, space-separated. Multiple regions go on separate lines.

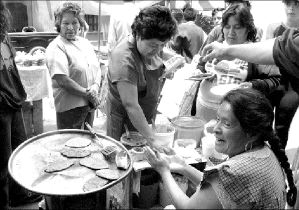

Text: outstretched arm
xmin=202 ymin=39 xmax=276 ymax=65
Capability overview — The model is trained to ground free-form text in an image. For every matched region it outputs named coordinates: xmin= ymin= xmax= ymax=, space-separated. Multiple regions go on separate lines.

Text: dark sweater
xmin=0 ymin=36 xmax=26 ymax=111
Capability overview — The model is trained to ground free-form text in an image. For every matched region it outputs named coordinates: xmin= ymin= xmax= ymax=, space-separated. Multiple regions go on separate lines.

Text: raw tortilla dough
xmin=44 ymin=160 xmax=74 ymax=173
xmin=80 ymin=157 xmax=109 ymax=170
xmin=83 ymin=176 xmax=109 ymax=192
xmin=96 ymin=169 xmax=120 ymax=180
xmin=65 ymin=137 xmax=91 ymax=148
xmin=61 ymin=148 xmax=91 ymax=158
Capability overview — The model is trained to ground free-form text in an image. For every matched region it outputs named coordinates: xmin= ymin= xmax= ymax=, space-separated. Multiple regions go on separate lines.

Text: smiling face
xmin=213 ymin=101 xmax=249 ymax=157
xmin=60 ymin=12 xmax=80 ymax=40
xmin=223 ymin=16 xmax=248 ymax=45
xmin=136 ymin=37 xmax=168 ymax=58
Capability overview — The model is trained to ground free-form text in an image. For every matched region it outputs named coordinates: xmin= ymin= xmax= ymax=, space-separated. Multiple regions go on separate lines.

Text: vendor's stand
xmin=8 ymin=129 xmax=133 ymax=210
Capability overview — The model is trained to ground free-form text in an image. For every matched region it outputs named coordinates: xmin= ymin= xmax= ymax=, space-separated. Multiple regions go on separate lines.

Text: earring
xmin=245 ymin=141 xmax=253 ymax=152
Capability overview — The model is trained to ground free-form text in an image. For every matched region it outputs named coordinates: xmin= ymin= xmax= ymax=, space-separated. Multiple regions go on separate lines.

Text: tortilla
xmin=61 ymin=148 xmax=91 ymax=158
xmin=96 ymin=169 xmax=120 ymax=180
xmin=79 ymin=157 xmax=109 ymax=170
xmin=65 ymin=137 xmax=91 ymax=148
xmin=83 ymin=176 xmax=109 ymax=192
xmin=44 ymin=160 xmax=74 ymax=173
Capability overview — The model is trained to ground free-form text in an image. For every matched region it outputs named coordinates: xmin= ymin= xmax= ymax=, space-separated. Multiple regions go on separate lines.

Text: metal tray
xmin=8 ymin=129 xmax=132 ymax=196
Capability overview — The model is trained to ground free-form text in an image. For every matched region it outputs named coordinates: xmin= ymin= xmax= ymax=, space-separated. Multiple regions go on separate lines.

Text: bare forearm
xmin=227 ymin=39 xmax=276 ymax=65
xmin=160 ymin=170 xmax=191 ymax=209
xmin=179 ymin=165 xmax=203 ymax=186
xmin=125 ymin=105 xmax=154 ymax=140
xmin=54 ymin=75 xmax=87 ymax=97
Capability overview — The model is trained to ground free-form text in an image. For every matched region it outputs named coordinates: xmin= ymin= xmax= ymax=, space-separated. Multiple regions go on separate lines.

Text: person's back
xmin=171 ymin=8 xmax=206 ymax=62
xmin=107 ymin=1 xmax=139 ymax=54
xmin=175 ymin=21 xmax=206 ymax=61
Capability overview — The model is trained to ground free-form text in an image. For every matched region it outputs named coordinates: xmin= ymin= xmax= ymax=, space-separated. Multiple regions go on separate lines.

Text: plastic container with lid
xmin=171 ymin=116 xmax=205 ymax=147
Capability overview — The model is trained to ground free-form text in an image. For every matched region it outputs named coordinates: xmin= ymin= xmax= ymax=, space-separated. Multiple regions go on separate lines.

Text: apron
xmin=106 ymin=59 xmax=164 ymax=141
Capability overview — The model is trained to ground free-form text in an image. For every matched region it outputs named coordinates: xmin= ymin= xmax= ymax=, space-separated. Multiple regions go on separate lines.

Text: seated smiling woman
xmin=145 ymin=88 xmax=297 ymax=209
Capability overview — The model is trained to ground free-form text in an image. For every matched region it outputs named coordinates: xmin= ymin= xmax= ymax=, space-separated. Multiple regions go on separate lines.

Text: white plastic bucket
xmin=152 ymin=124 xmax=175 ymax=148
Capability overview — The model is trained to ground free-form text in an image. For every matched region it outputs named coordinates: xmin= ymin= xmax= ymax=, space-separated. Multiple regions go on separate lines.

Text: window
xmin=85 ymin=15 xmax=98 ymax=32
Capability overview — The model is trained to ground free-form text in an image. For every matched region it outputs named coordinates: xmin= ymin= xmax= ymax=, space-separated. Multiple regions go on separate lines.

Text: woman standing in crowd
xmin=197 ymin=4 xmax=280 ymax=122
xmin=46 ymin=2 xmax=101 ymax=129
xmin=106 ymin=5 xmax=177 ymax=144
xmin=0 ymin=0 xmax=41 ymax=208
xmin=264 ymin=0 xmax=299 ymax=148
xmin=199 ymin=0 xmax=263 ymax=54
xmin=201 ymin=27 xmax=299 ymax=94
xmin=146 ymin=88 xmax=296 ymax=209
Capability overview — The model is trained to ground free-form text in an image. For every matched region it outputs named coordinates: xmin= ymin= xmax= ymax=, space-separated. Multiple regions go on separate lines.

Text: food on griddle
xmin=65 ymin=137 xmax=91 ymax=148
xmin=79 ymin=157 xmax=109 ymax=170
xmin=61 ymin=148 xmax=91 ymax=158
xmin=44 ymin=160 xmax=74 ymax=173
xmin=83 ymin=176 xmax=109 ymax=192
xmin=96 ymin=169 xmax=121 ymax=180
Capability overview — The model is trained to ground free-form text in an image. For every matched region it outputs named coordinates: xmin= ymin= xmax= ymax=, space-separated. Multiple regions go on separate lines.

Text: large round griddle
xmin=8 ymin=129 xmax=132 ymax=196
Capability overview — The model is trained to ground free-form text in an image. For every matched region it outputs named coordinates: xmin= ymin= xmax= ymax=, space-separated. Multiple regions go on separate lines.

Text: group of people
xmin=1 ymin=0 xmax=299 ymax=209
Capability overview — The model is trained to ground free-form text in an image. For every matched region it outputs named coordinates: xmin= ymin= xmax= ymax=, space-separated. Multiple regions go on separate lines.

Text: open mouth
xmin=216 ymin=137 xmax=225 ymax=144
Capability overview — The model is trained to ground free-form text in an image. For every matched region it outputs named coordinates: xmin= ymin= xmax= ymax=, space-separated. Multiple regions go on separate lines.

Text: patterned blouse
xmin=201 ymin=145 xmax=286 ymax=209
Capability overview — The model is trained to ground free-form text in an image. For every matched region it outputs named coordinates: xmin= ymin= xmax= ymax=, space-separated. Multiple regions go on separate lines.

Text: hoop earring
xmin=245 ymin=141 xmax=253 ymax=152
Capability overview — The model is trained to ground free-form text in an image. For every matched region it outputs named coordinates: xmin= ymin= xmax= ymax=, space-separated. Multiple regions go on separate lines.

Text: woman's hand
xmin=144 ymin=146 xmax=170 ymax=174
xmin=86 ymin=84 xmax=100 ymax=108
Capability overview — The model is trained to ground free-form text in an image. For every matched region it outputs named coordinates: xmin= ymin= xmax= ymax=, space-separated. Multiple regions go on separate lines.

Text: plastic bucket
xmin=171 ymin=116 xmax=204 ymax=147
xmin=152 ymin=124 xmax=175 ymax=148
xmin=195 ymin=79 xmax=220 ymax=122
xmin=196 ymin=91 xmax=219 ymax=122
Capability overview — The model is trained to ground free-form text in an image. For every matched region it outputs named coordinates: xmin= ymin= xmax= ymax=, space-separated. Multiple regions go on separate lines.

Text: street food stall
xmin=8 ymin=129 xmax=133 ymax=210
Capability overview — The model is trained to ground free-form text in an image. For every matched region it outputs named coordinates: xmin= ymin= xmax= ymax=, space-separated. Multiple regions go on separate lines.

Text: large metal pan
xmin=8 ymin=129 xmax=132 ymax=197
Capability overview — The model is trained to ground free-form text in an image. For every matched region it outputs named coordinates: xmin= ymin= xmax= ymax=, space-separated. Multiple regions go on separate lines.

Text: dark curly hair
xmin=54 ymin=2 xmax=85 ymax=33
xmin=131 ymin=5 xmax=177 ymax=42
xmin=221 ymin=88 xmax=297 ymax=207
xmin=171 ymin=8 xmax=184 ymax=24
xmin=221 ymin=4 xmax=257 ymax=42
xmin=183 ymin=7 xmax=197 ymax=21
xmin=0 ymin=0 xmax=11 ymax=42
xmin=225 ymin=0 xmax=252 ymax=9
